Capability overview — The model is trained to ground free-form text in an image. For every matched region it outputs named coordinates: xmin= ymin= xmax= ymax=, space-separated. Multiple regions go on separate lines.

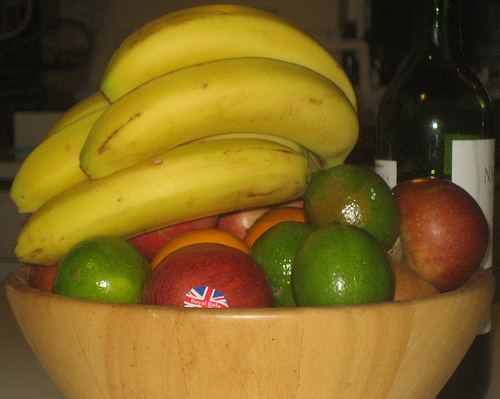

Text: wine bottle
xmin=374 ymin=1 xmax=495 ymax=398
xmin=485 ymin=67 xmax=500 ymax=168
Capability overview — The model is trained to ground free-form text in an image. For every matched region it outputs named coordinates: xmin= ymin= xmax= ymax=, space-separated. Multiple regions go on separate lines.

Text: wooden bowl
xmin=5 ymin=265 xmax=494 ymax=399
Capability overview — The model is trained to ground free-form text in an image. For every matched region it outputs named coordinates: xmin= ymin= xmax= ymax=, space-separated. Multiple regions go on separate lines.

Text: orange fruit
xmin=303 ymin=164 xmax=400 ymax=249
xmin=251 ymin=221 xmax=315 ymax=307
xmin=150 ymin=228 xmax=251 ymax=269
xmin=29 ymin=264 xmax=59 ymax=293
xmin=292 ymin=223 xmax=395 ymax=306
xmin=391 ymin=259 xmax=439 ymax=301
xmin=244 ymin=206 xmax=306 ymax=247
xmin=52 ymin=235 xmax=150 ymax=304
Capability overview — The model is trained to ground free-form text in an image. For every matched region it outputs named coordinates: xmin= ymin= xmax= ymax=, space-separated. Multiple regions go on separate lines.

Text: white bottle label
xmin=451 ymin=138 xmax=495 ymax=271
xmin=374 ymin=159 xmax=397 ymax=189
xmin=452 ymin=139 xmax=495 ymax=334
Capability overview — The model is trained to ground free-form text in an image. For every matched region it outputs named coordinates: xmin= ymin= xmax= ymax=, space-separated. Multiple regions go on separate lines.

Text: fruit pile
xmin=28 ymin=162 xmax=488 ymax=308
xmin=13 ymin=5 xmax=489 ymax=308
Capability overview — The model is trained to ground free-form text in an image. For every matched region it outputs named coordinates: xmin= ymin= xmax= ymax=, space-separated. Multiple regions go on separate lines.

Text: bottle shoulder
xmin=389 ymin=58 xmax=483 ymax=91
xmin=376 ymin=58 xmax=494 ymax=143
xmin=379 ymin=58 xmax=492 ymax=112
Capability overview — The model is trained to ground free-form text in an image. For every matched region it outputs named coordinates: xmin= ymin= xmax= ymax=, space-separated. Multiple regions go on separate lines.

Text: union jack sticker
xmin=184 ymin=286 xmax=229 ymax=308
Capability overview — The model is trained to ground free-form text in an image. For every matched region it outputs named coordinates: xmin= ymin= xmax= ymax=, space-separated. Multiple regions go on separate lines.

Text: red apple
xmin=393 ymin=177 xmax=488 ymax=292
xmin=282 ymin=198 xmax=304 ymax=208
xmin=128 ymin=216 xmax=218 ymax=261
xmin=29 ymin=264 xmax=59 ymax=293
xmin=216 ymin=206 xmax=273 ymax=239
xmin=142 ymin=242 xmax=274 ymax=308
xmin=216 ymin=198 xmax=303 ymax=239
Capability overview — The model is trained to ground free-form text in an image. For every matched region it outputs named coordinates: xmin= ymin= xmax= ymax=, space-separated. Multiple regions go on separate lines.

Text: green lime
xmin=292 ymin=223 xmax=395 ymax=306
xmin=53 ymin=235 xmax=150 ymax=303
xmin=251 ymin=221 xmax=315 ymax=307
xmin=303 ymin=164 xmax=400 ymax=249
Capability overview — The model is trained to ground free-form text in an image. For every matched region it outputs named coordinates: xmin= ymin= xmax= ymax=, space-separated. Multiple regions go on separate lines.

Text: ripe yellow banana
xmin=16 ymin=138 xmax=312 ymax=265
xmin=45 ymin=91 xmax=109 ymax=138
xmin=192 ymin=132 xmax=324 ymax=171
xmin=81 ymin=57 xmax=359 ymax=179
xmin=10 ymin=106 xmax=108 ymax=213
xmin=100 ymin=4 xmax=356 ymax=109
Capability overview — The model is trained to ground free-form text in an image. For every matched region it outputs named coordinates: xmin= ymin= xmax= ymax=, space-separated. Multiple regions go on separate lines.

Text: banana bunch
xmin=100 ymin=4 xmax=357 ymax=108
xmin=12 ymin=5 xmax=359 ymax=266
xmin=15 ymin=138 xmax=312 ymax=265
xmin=81 ymin=57 xmax=358 ymax=178
xmin=11 ymin=106 xmax=108 ymax=213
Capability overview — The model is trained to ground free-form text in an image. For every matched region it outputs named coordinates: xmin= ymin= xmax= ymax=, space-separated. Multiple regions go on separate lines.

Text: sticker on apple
xmin=184 ymin=286 xmax=229 ymax=308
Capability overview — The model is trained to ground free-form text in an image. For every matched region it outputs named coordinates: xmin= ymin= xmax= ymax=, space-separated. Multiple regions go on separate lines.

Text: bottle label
xmin=444 ymin=134 xmax=484 ymax=175
xmin=374 ymin=159 xmax=397 ymax=188
xmin=451 ymin=138 xmax=495 ymax=271
xmin=451 ymin=139 xmax=495 ymax=334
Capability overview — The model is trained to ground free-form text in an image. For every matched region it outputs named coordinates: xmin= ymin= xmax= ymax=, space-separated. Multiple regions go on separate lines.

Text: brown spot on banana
xmin=98 ymin=112 xmax=142 ymax=154
xmin=246 ymin=189 xmax=278 ymax=198
xmin=308 ymin=98 xmax=323 ymax=105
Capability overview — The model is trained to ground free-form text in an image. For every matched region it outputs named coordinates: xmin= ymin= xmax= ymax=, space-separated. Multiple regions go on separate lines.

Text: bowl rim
xmin=5 ymin=264 xmax=495 ymax=317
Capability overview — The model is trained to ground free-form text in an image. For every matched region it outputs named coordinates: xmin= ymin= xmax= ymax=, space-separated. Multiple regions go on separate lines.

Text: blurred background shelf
xmin=0 ymin=161 xmax=21 ymax=181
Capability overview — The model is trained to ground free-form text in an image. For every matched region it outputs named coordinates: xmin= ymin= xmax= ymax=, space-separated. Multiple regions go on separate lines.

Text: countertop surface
xmin=1 ymin=275 xmax=499 ymax=399
xmin=1 ymin=278 xmax=65 ymax=399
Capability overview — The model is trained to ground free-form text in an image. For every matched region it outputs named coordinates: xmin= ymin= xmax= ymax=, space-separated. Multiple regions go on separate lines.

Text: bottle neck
xmin=410 ymin=0 xmax=465 ymax=63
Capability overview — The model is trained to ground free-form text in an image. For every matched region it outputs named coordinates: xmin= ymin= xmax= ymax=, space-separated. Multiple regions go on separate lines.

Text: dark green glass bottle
xmin=374 ymin=0 xmax=494 ymax=398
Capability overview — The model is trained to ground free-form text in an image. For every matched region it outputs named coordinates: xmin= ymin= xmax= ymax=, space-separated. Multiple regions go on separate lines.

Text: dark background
xmin=368 ymin=0 xmax=499 ymax=84
xmin=0 ymin=0 xmax=499 ymax=160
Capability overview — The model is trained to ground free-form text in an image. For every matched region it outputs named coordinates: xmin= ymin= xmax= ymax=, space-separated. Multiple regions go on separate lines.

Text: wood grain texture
xmin=6 ymin=266 xmax=494 ymax=399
